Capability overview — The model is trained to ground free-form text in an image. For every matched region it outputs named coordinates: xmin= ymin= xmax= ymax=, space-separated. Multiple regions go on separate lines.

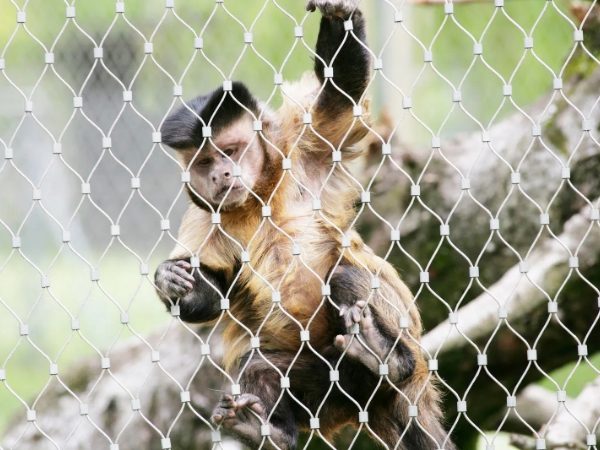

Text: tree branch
xmin=422 ymin=201 xmax=600 ymax=355
xmin=508 ymin=385 xmax=559 ymax=433
xmin=538 ymin=376 xmax=600 ymax=449
xmin=1 ymin=325 xmax=241 ymax=449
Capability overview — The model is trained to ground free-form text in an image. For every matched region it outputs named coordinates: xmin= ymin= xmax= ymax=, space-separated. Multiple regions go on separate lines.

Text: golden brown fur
xmin=156 ymin=2 xmax=455 ymax=446
xmin=169 ymin=73 xmax=422 ymax=374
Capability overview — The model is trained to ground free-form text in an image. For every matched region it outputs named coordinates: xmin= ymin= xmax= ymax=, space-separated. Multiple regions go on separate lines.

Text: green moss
xmin=543 ymin=121 xmax=568 ymax=156
xmin=564 ymin=51 xmax=599 ymax=82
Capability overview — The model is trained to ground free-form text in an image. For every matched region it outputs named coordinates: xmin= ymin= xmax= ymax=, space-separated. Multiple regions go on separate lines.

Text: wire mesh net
xmin=1 ymin=0 xmax=600 ymax=449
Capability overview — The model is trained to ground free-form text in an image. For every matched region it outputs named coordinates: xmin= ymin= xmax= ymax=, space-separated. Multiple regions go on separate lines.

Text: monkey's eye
xmin=196 ymin=157 xmax=212 ymax=166
xmin=223 ymin=148 xmax=235 ymax=157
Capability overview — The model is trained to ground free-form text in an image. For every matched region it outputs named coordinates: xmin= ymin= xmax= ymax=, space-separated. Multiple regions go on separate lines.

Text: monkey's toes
xmin=339 ymin=300 xmax=370 ymax=330
xmin=211 ymin=408 xmax=235 ymax=426
xmin=211 ymin=394 xmax=266 ymax=428
xmin=334 ymin=334 xmax=364 ymax=361
xmin=235 ymin=393 xmax=265 ymax=416
xmin=211 ymin=395 xmax=237 ymax=425
xmin=334 ymin=334 xmax=347 ymax=349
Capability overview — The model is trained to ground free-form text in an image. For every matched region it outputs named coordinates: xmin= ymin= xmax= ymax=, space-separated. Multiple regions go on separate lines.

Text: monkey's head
xmin=161 ymin=83 xmax=276 ymax=212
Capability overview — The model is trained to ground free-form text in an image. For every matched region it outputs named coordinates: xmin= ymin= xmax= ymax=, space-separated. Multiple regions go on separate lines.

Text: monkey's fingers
xmin=170 ymin=266 xmax=195 ymax=284
xmin=165 ymin=272 xmax=194 ymax=291
xmin=309 ymin=1 xmax=353 ymax=18
xmin=307 ymin=0 xmax=336 ymax=16
xmin=175 ymin=260 xmax=192 ymax=270
xmin=334 ymin=334 xmax=364 ymax=359
xmin=357 ymin=303 xmax=376 ymax=331
xmin=158 ymin=283 xmax=187 ymax=299
xmin=166 ymin=281 xmax=193 ymax=297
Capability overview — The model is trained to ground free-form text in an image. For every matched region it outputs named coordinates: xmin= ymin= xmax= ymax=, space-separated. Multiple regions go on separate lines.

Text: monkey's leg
xmin=211 ymin=357 xmax=298 ymax=450
xmin=334 ymin=301 xmax=414 ymax=383
xmin=330 ymin=266 xmax=415 ymax=383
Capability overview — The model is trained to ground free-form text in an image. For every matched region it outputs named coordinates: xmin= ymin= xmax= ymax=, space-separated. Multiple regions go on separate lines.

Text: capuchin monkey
xmin=154 ymin=0 xmax=455 ymax=449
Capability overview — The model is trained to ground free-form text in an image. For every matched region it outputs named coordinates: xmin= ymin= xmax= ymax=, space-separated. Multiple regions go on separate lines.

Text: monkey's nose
xmin=223 ymin=171 xmax=231 ymax=179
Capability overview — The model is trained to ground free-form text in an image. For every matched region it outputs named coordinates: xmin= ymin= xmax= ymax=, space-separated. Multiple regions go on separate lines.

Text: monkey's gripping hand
xmin=155 ymin=259 xmax=195 ymax=302
xmin=306 ymin=0 xmax=360 ymax=18
xmin=306 ymin=0 xmax=370 ymax=149
xmin=154 ymin=258 xmax=225 ymax=323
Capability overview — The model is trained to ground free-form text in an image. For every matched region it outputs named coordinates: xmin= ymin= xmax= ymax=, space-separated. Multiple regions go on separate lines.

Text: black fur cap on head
xmin=161 ymin=82 xmax=259 ymax=150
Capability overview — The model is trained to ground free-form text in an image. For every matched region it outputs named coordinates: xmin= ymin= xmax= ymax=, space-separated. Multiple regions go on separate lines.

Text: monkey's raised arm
xmin=308 ymin=0 xmax=371 ymax=149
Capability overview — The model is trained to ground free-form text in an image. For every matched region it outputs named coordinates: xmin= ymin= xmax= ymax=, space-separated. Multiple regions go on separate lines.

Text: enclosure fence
xmin=1 ymin=0 xmax=600 ymax=449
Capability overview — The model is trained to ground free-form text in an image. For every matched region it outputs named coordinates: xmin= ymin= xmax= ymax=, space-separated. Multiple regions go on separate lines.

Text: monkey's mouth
xmin=214 ymin=184 xmax=244 ymax=201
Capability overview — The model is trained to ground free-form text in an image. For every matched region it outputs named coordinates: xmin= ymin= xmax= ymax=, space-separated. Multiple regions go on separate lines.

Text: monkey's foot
xmin=306 ymin=0 xmax=360 ymax=18
xmin=211 ymin=394 xmax=267 ymax=445
xmin=154 ymin=259 xmax=195 ymax=301
xmin=334 ymin=301 xmax=407 ymax=380
xmin=335 ymin=300 xmax=381 ymax=358
xmin=212 ymin=394 xmax=295 ymax=450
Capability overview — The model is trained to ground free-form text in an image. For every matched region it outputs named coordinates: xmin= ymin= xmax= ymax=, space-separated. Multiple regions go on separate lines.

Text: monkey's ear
xmin=160 ymin=95 xmax=208 ymax=150
xmin=160 ymin=82 xmax=259 ymax=150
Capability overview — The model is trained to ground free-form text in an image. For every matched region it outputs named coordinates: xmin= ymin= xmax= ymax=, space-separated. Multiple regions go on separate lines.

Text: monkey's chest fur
xmin=171 ymin=177 xmax=417 ymax=372
xmin=219 ymin=212 xmax=356 ymax=370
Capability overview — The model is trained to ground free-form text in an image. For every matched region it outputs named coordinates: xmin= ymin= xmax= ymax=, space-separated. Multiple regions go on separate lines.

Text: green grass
xmin=538 ymin=354 xmax=600 ymax=396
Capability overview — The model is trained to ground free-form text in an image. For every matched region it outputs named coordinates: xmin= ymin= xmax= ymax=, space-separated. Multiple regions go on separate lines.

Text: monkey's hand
xmin=154 ymin=259 xmax=195 ymax=304
xmin=306 ymin=0 xmax=360 ymax=18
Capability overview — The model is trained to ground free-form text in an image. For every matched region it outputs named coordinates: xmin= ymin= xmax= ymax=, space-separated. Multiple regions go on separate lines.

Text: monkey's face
xmin=184 ymin=114 xmax=264 ymax=211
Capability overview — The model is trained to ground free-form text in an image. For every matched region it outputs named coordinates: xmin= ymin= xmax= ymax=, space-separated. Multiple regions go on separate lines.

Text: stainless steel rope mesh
xmin=1 ymin=0 xmax=599 ymax=449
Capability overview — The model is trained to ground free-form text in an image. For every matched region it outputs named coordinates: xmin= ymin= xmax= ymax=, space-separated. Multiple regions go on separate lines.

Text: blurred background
xmin=1 ymin=0 xmax=599 ymax=449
